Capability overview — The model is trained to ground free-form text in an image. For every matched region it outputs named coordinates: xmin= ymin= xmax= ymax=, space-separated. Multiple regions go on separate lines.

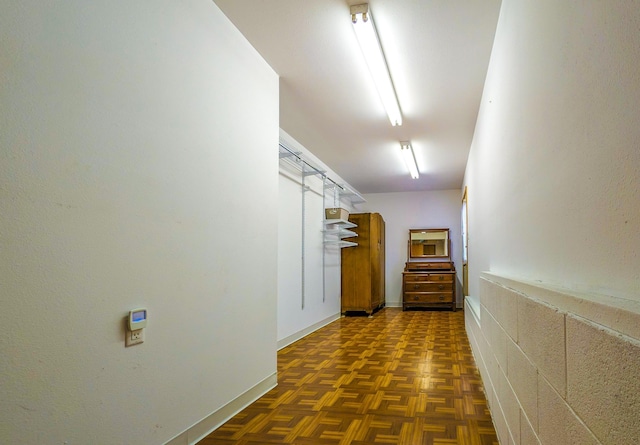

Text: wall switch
xmin=125 ymin=328 xmax=144 ymax=347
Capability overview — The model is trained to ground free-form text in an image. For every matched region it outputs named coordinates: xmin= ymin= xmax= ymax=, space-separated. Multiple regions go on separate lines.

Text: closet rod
xmin=279 ymin=143 xmax=344 ymax=191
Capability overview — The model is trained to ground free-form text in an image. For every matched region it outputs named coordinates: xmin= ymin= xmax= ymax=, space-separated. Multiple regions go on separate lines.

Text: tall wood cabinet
xmin=341 ymin=212 xmax=386 ymax=315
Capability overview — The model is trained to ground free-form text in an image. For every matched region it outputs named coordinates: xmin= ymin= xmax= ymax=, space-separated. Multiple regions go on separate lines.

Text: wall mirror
xmin=409 ymin=229 xmax=450 ymax=259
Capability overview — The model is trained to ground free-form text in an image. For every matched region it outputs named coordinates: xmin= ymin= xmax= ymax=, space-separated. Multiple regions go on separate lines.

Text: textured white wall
xmin=361 ymin=190 xmax=463 ymax=307
xmin=465 ymin=0 xmax=640 ymax=304
xmin=468 ymin=274 xmax=640 ymax=445
xmin=0 ymin=2 xmax=278 ymax=444
xmin=277 ymin=131 xmax=354 ymax=346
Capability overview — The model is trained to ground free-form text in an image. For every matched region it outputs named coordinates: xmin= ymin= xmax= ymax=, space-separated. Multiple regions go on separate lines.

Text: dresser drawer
xmin=403 ymin=273 xmax=453 ymax=282
xmin=404 ymin=293 xmax=453 ymax=304
xmin=407 ymin=262 xmax=454 ymax=271
xmin=404 ymin=282 xmax=453 ymax=292
xmin=402 ymin=262 xmax=456 ymax=311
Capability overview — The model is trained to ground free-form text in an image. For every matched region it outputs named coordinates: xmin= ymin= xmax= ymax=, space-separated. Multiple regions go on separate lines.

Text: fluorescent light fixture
xmin=351 ymin=3 xmax=402 ymax=126
xmin=400 ymin=141 xmax=419 ymax=179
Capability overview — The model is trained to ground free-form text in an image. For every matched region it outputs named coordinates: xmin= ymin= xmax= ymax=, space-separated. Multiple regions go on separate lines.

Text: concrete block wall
xmin=465 ymin=273 xmax=640 ymax=445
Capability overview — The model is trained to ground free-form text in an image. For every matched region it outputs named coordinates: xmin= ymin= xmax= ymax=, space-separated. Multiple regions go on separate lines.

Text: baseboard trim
xmin=465 ymin=295 xmax=481 ymax=320
xmin=277 ymin=313 xmax=340 ymax=350
xmin=164 ymin=372 xmax=278 ymax=445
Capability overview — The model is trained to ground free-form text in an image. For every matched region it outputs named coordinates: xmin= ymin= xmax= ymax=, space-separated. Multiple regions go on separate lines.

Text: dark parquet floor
xmin=200 ymin=308 xmax=498 ymax=445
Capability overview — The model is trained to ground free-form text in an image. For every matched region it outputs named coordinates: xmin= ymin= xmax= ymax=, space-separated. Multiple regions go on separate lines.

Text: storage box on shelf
xmin=325 ymin=207 xmax=349 ymax=220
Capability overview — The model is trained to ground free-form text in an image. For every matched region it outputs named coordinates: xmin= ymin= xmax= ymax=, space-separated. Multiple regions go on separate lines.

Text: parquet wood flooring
xmin=200 ymin=308 xmax=498 ymax=445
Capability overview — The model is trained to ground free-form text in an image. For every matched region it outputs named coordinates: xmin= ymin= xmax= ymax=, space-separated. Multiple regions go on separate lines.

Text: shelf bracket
xmin=279 ymin=151 xmax=301 ymax=159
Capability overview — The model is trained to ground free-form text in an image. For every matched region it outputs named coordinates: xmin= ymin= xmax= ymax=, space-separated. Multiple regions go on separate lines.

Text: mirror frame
xmin=408 ymin=228 xmax=450 ymax=259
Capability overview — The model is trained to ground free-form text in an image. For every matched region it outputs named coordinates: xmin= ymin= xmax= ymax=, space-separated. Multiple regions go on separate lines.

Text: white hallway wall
xmin=361 ymin=190 xmax=463 ymax=308
xmin=0 ymin=2 xmax=278 ymax=444
xmin=464 ymin=0 xmax=640 ymax=444
xmin=277 ymin=131 xmax=358 ymax=347
xmin=464 ymin=0 xmax=640 ymax=304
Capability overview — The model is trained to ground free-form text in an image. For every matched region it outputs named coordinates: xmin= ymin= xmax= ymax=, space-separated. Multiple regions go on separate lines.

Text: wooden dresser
xmin=402 ymin=262 xmax=456 ymax=311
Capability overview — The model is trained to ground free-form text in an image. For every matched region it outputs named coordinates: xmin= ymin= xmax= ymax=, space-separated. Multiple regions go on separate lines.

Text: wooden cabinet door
xmin=369 ymin=214 xmax=380 ymax=309
xmin=369 ymin=213 xmax=386 ymax=309
xmin=379 ymin=215 xmax=385 ymax=306
xmin=341 ymin=213 xmax=385 ymax=314
xmin=341 ymin=213 xmax=371 ymax=311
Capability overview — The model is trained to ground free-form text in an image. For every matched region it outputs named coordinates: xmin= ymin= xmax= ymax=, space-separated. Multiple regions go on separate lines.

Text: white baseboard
xmin=164 ymin=372 xmax=277 ymax=445
xmin=465 ymin=295 xmax=481 ymax=320
xmin=277 ymin=313 xmax=340 ymax=350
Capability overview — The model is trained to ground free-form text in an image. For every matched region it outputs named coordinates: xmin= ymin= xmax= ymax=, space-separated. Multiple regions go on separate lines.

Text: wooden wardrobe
xmin=341 ymin=212 xmax=385 ymax=315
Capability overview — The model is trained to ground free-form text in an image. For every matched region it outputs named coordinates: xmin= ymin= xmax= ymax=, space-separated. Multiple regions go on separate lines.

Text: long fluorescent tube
xmin=351 ymin=4 xmax=402 ymax=126
xmin=400 ymin=141 xmax=419 ymax=179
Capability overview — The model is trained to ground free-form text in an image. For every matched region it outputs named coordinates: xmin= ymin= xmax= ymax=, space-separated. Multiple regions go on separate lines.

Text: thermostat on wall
xmin=128 ymin=308 xmax=148 ymax=331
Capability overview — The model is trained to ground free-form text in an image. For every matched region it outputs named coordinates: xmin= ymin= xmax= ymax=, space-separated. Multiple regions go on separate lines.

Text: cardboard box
xmin=325 ymin=208 xmax=349 ymax=220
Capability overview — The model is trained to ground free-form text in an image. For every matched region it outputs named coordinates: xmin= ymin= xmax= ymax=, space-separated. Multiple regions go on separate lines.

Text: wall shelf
xmin=324 ymin=219 xmax=358 ymax=248
xmin=323 ymin=183 xmax=365 ymax=207
xmin=329 ymin=240 xmax=359 ymax=248
xmin=323 ymin=219 xmax=356 ymax=229
xmin=325 ymin=227 xmax=357 ymax=238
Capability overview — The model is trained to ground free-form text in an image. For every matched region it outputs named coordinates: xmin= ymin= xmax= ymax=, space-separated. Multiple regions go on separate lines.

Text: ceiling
xmin=213 ymin=0 xmax=501 ymax=194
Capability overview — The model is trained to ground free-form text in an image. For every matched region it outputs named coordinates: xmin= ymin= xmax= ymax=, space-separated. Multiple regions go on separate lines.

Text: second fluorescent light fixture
xmin=401 ymin=141 xmax=419 ymax=179
xmin=351 ymin=3 xmax=402 ymax=126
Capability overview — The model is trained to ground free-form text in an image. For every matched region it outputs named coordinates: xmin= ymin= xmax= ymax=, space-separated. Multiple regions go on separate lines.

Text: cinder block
xmin=477 ymin=347 xmax=497 ymax=414
xmin=520 ymin=411 xmax=541 ymax=445
xmin=494 ymin=284 xmax=519 ymax=341
xmin=480 ymin=276 xmax=496 ymax=315
xmin=507 ymin=340 xmax=538 ymax=430
xmin=467 ymin=306 xmax=494 ymax=405
xmin=468 ymin=326 xmax=492 ymax=409
xmin=538 ymin=373 xmax=600 ymax=445
xmin=497 ymin=369 xmax=521 ymax=445
xmin=492 ymin=399 xmax=515 ymax=445
xmin=483 ymin=329 xmax=501 ymax=407
xmin=465 ymin=309 xmax=479 ymax=351
xmin=517 ymin=295 xmax=567 ymax=396
xmin=481 ymin=305 xmax=508 ymax=371
xmin=566 ymin=315 xmax=640 ymax=445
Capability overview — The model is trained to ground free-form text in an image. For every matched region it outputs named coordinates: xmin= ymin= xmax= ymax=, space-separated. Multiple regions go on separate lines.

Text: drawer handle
xmin=439 ymin=276 xmax=444 ymax=280
xmin=438 ymin=284 xmax=444 ymax=290
xmin=439 ymin=296 xmax=444 ymax=301
xmin=413 ymin=296 xmax=420 ymax=301
xmin=413 ymin=284 xmax=420 ymax=289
